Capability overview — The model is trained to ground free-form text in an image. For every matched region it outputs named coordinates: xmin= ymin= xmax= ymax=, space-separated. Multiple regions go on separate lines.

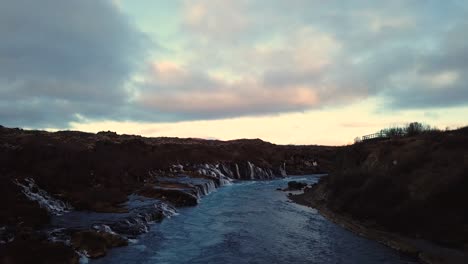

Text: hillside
xmin=292 ymin=127 xmax=468 ymax=263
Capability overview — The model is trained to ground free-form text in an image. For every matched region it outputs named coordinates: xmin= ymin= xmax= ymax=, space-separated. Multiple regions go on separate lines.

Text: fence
xmin=356 ymin=132 xmax=389 ymax=142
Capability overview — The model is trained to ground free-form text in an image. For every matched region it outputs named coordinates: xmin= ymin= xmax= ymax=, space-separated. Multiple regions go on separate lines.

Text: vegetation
xmin=316 ymin=126 xmax=468 ymax=249
xmin=381 ymin=122 xmax=436 ymax=137
xmin=356 ymin=122 xmax=438 ymax=143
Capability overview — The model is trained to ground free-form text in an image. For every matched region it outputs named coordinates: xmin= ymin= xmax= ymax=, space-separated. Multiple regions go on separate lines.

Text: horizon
xmin=1 ymin=1 xmax=468 ymax=145
xmin=3 ymin=122 xmax=466 ymax=148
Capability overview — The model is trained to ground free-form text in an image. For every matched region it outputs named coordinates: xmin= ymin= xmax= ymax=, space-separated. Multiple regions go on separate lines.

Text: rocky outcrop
xmin=286 ymin=181 xmax=308 ymax=190
xmin=50 ymin=195 xmax=178 ymax=239
xmin=154 ymin=174 xmax=218 ymax=198
xmin=0 ymin=236 xmax=79 ymax=264
xmin=14 ymin=178 xmax=73 ymax=215
xmin=138 ymin=185 xmax=199 ymax=207
xmin=71 ymin=230 xmax=127 ymax=259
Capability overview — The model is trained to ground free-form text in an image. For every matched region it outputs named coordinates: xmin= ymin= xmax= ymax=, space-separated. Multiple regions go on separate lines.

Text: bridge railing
xmin=355 ymin=132 xmax=389 ymax=142
xmin=362 ymin=132 xmax=383 ymax=140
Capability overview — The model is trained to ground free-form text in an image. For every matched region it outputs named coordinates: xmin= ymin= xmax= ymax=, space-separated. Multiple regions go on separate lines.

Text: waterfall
xmin=155 ymin=201 xmax=178 ymax=218
xmin=280 ymin=162 xmax=287 ymax=177
xmin=84 ymin=199 xmax=179 ymax=238
xmin=206 ymin=180 xmax=216 ymax=193
xmin=196 ymin=180 xmax=217 ymax=196
xmin=247 ymin=161 xmax=255 ymax=179
xmin=196 ymin=164 xmax=233 ymax=186
xmin=196 ymin=162 xmax=279 ymax=181
xmin=235 ymin=163 xmax=241 ymax=179
xmin=14 ymin=178 xmax=73 ymax=216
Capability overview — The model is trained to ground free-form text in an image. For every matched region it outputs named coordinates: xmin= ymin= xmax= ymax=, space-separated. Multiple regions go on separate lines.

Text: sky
xmin=1 ymin=0 xmax=467 ymax=145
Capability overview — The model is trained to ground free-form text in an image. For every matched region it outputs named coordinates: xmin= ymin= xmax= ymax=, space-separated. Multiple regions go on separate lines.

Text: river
xmin=92 ymin=175 xmax=417 ymax=264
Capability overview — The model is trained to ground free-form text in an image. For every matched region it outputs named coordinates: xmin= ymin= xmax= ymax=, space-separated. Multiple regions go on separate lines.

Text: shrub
xmin=358 ymin=122 xmax=438 ymax=142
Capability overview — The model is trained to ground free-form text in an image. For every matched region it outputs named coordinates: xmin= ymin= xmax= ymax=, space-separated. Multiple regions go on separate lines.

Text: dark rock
xmin=138 ymin=185 xmax=198 ymax=207
xmin=0 ymin=237 xmax=79 ymax=264
xmin=287 ymin=181 xmax=307 ymax=190
xmin=107 ymin=205 xmax=166 ymax=237
xmin=65 ymin=187 xmax=128 ymax=213
xmin=71 ymin=230 xmax=127 ymax=259
xmin=0 ymin=178 xmax=50 ymax=228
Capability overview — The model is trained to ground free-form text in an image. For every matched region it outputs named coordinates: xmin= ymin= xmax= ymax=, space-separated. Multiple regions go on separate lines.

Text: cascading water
xmin=193 ymin=181 xmax=217 ymax=197
xmin=14 ymin=178 xmax=73 ymax=215
xmin=194 ymin=161 xmax=279 ymax=182
xmin=196 ymin=164 xmax=233 ymax=186
xmin=247 ymin=161 xmax=255 ymax=179
xmin=280 ymin=162 xmax=287 ymax=177
xmin=155 ymin=175 xmax=218 ymax=198
xmin=155 ymin=200 xmax=178 ymax=218
xmin=10 ymin=163 xmax=291 ymax=263
xmin=235 ymin=163 xmax=241 ymax=179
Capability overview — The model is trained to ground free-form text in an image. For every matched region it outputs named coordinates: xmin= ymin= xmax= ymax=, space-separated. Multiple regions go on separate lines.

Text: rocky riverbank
xmin=291 ymin=186 xmax=468 ymax=264
xmin=290 ymin=127 xmax=468 ymax=264
xmin=0 ymin=125 xmax=336 ymax=263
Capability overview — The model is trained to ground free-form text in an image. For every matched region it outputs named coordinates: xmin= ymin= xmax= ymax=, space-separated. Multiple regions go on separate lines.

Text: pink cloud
xmin=136 ymin=61 xmax=320 ymax=117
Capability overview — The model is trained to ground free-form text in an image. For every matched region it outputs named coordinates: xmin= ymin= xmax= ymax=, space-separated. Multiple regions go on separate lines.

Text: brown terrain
xmin=291 ymin=127 xmax=468 ymax=264
xmin=0 ymin=125 xmax=335 ymax=263
xmin=2 ymin=124 xmax=467 ymax=264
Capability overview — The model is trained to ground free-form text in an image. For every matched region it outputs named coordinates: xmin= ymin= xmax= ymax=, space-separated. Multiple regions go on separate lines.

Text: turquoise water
xmin=93 ymin=176 xmax=417 ymax=264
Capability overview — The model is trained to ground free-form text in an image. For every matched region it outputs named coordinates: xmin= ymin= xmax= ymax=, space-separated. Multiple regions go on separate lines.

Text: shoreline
xmin=289 ymin=191 xmax=468 ymax=264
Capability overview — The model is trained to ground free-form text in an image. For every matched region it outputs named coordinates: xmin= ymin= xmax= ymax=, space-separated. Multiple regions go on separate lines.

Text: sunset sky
xmin=1 ymin=0 xmax=467 ymax=145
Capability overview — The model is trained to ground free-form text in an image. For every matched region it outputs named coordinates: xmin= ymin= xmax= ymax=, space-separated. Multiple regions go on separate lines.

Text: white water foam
xmin=46 ymin=228 xmax=71 ymax=245
xmin=77 ymin=250 xmax=90 ymax=264
xmin=14 ymin=178 xmax=73 ymax=216
xmin=197 ymin=163 xmax=233 ymax=186
xmin=155 ymin=201 xmax=178 ymax=218
xmin=92 ymin=224 xmax=118 ymax=235
xmin=128 ymin=238 xmax=139 ymax=244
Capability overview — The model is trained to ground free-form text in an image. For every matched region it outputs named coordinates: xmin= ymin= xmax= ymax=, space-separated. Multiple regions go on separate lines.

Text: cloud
xmin=1 ymin=0 xmax=468 ymax=128
xmin=134 ymin=26 xmax=346 ymax=119
xmin=0 ymin=0 xmax=149 ymax=127
xmin=182 ymin=0 xmax=251 ymax=43
xmin=362 ymin=19 xmax=468 ymax=109
xmin=137 ymin=62 xmax=320 ymax=119
xmin=178 ymin=0 xmax=468 ymax=110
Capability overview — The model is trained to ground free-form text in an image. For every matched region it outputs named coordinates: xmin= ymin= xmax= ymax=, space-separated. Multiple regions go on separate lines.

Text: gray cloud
xmin=185 ymin=0 xmax=468 ymax=109
xmin=135 ymin=61 xmax=320 ymax=120
xmin=355 ymin=19 xmax=468 ymax=109
xmin=1 ymin=0 xmax=468 ymax=128
xmin=136 ymin=0 xmax=467 ymax=121
xmin=0 ymin=0 xmax=148 ymax=127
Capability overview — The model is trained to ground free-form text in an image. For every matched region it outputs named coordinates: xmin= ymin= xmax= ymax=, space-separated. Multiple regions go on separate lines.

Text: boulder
xmin=287 ymin=181 xmax=307 ymax=190
xmin=71 ymin=230 xmax=127 ymax=259
xmin=138 ymin=185 xmax=198 ymax=207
